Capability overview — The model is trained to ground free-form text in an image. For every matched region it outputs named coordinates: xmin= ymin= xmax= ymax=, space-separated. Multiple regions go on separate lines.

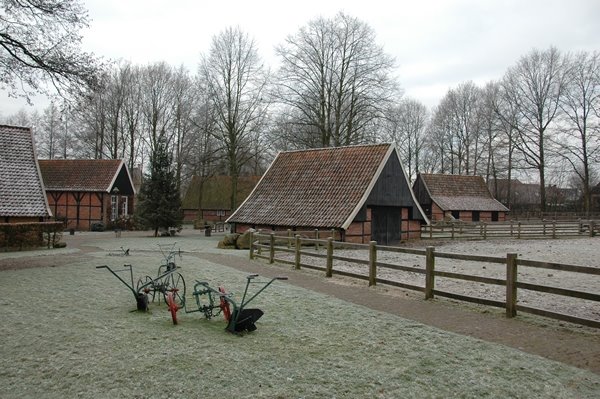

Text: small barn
xmin=0 ymin=125 xmax=51 ymax=222
xmin=227 ymin=144 xmax=428 ymax=245
xmin=181 ymin=175 xmax=260 ymax=224
xmin=413 ymin=173 xmax=509 ymax=222
xmin=38 ymin=159 xmax=136 ymax=230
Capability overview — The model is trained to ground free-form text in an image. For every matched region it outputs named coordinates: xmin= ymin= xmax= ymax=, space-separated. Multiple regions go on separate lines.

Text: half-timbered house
xmin=38 ymin=159 xmax=136 ymax=230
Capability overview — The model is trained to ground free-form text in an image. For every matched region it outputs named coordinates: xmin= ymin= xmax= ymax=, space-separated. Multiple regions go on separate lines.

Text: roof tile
xmin=38 ymin=159 xmax=123 ymax=192
xmin=228 ymin=144 xmax=391 ymax=228
xmin=0 ymin=125 xmax=50 ymax=217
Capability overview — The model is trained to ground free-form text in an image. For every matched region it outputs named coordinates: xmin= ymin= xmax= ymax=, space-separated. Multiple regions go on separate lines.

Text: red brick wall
xmin=46 ymin=191 xmax=134 ymax=230
xmin=431 ymin=203 xmax=445 ymax=221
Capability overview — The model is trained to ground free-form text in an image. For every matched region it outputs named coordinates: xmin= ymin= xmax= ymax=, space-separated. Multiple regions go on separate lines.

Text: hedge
xmin=0 ymin=222 xmax=64 ymax=251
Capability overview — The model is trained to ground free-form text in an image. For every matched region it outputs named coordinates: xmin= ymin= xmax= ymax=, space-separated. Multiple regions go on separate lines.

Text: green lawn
xmin=0 ymin=235 xmax=598 ymax=398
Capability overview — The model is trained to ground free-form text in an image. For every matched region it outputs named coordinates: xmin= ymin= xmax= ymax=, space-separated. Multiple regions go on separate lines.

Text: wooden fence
xmin=422 ymin=220 xmax=597 ymax=240
xmin=249 ymin=232 xmax=600 ymax=328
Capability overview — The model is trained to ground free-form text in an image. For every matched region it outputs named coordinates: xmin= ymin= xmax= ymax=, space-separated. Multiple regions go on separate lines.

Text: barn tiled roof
xmin=227 ymin=144 xmax=395 ymax=229
xmin=0 ymin=125 xmax=51 ymax=217
xmin=38 ymin=159 xmax=125 ymax=192
xmin=182 ymin=175 xmax=260 ymax=210
xmin=420 ymin=173 xmax=509 ymax=212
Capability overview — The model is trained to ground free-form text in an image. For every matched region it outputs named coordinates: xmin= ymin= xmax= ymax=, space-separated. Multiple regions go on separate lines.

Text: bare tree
xmin=555 ymin=51 xmax=600 ymax=214
xmin=383 ymin=98 xmax=428 ymax=181
xmin=199 ymin=26 xmax=270 ymax=209
xmin=275 ymin=12 xmax=399 ymax=148
xmin=501 ymin=47 xmax=568 ymax=212
xmin=0 ymin=0 xmax=101 ymax=101
xmin=37 ymin=101 xmax=62 ymax=158
xmin=140 ymin=62 xmax=175 ymax=153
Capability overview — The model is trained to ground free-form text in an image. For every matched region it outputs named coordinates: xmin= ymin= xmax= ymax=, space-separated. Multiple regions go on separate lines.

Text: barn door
xmin=371 ymin=206 xmax=401 ymax=245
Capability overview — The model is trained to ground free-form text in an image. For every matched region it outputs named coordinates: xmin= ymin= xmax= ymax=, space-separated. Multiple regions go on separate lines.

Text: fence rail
xmin=422 ymin=220 xmax=598 ymax=240
xmin=250 ymin=232 xmax=600 ymax=328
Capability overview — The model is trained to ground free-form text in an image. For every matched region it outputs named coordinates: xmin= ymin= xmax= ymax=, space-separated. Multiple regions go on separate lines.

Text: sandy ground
xmin=272 ymin=237 xmax=600 ymax=322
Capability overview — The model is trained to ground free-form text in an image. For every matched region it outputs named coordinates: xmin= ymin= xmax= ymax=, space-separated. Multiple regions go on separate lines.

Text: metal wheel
xmin=166 ymin=292 xmax=178 ymax=325
xmin=218 ymin=286 xmax=231 ymax=322
xmin=163 ymin=272 xmax=186 ymax=309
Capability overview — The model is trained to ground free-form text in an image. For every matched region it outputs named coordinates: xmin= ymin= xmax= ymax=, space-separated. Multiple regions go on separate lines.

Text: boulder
xmin=236 ymin=229 xmax=256 ymax=249
xmin=218 ymin=233 xmax=240 ymax=249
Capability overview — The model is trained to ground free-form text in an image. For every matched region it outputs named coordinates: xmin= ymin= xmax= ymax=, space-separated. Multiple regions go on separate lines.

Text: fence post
xmin=517 ymin=222 xmax=521 ymax=239
xmin=451 ymin=223 xmax=455 ymax=239
xmin=331 ymin=228 xmax=336 ymax=241
xmin=429 ymin=223 xmax=433 ymax=239
xmin=287 ymin=229 xmax=292 ymax=248
xmin=506 ymin=253 xmax=518 ymax=318
xmin=510 ymin=220 xmax=514 ymax=237
xmin=552 ymin=220 xmax=556 ymax=239
xmin=368 ymin=241 xmax=377 ymax=286
xmin=326 ymin=237 xmax=333 ymax=278
xmin=542 ymin=219 xmax=546 ymax=236
xmin=590 ymin=220 xmax=595 ymax=237
xmin=483 ymin=223 xmax=488 ymax=239
xmin=249 ymin=231 xmax=255 ymax=260
xmin=425 ymin=246 xmax=435 ymax=299
xmin=257 ymin=230 xmax=262 ymax=256
xmin=315 ymin=229 xmax=319 ymax=251
xmin=269 ymin=233 xmax=275 ymax=264
xmin=294 ymin=234 xmax=301 ymax=270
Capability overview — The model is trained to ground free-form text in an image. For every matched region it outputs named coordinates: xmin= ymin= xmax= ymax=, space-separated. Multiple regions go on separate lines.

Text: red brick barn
xmin=0 ymin=125 xmax=51 ymax=222
xmin=38 ymin=159 xmax=136 ymax=230
xmin=227 ymin=144 xmax=428 ymax=245
xmin=413 ymin=173 xmax=509 ymax=222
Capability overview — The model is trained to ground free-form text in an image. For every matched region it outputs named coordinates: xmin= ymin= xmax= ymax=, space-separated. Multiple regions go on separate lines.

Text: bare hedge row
xmin=0 ymin=222 xmax=64 ymax=251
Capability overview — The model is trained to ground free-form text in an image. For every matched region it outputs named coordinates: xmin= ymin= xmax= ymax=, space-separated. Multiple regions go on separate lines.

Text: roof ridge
xmin=279 ymin=143 xmax=391 ymax=154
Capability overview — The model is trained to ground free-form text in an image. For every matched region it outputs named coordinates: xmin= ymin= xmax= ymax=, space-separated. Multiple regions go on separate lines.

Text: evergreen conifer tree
xmin=135 ymin=138 xmax=182 ymax=237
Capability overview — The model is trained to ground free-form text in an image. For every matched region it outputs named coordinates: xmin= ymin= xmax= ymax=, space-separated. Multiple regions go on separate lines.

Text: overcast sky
xmin=3 ymin=0 xmax=599 ymax=115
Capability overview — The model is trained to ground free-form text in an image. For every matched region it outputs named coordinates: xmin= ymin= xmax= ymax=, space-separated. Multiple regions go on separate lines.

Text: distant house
xmin=38 ymin=159 xmax=136 ymax=230
xmin=227 ymin=144 xmax=428 ymax=245
xmin=413 ymin=173 xmax=509 ymax=222
xmin=0 ymin=125 xmax=51 ymax=222
xmin=181 ymin=175 xmax=260 ymax=223
xmin=488 ymin=178 xmax=540 ymax=210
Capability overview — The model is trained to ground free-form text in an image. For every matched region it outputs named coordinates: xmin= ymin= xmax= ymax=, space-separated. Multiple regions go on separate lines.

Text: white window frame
xmin=111 ymin=195 xmax=118 ymax=221
xmin=121 ymin=196 xmax=128 ymax=216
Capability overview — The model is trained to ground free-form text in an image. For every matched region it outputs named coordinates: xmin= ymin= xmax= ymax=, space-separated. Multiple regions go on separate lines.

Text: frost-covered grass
xmin=1 ymin=236 xmax=599 ymax=398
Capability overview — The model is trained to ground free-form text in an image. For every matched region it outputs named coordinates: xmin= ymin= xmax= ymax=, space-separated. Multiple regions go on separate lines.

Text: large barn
xmin=38 ymin=159 xmax=136 ymax=230
xmin=413 ymin=173 xmax=509 ymax=222
xmin=227 ymin=144 xmax=428 ymax=245
xmin=0 ymin=125 xmax=51 ymax=223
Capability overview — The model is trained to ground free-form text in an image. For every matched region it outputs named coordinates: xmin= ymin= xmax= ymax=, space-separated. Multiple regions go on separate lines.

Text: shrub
xmin=0 ymin=222 xmax=64 ymax=251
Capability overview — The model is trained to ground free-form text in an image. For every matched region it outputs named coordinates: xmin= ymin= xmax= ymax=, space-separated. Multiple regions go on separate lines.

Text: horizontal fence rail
xmin=422 ymin=219 xmax=598 ymax=240
xmin=249 ymin=231 xmax=600 ymax=329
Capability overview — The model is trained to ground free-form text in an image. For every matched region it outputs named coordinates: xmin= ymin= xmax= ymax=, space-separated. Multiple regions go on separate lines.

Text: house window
xmin=121 ymin=196 xmax=128 ymax=216
xmin=451 ymin=210 xmax=460 ymax=219
xmin=472 ymin=211 xmax=480 ymax=222
xmin=491 ymin=211 xmax=499 ymax=222
xmin=111 ymin=195 xmax=118 ymax=221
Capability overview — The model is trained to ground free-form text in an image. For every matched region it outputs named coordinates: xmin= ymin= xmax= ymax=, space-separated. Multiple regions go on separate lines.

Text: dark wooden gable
xmin=412 ymin=175 xmax=432 ymax=206
xmin=365 ymin=149 xmax=424 ymax=219
xmin=110 ymin=165 xmax=135 ymax=196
